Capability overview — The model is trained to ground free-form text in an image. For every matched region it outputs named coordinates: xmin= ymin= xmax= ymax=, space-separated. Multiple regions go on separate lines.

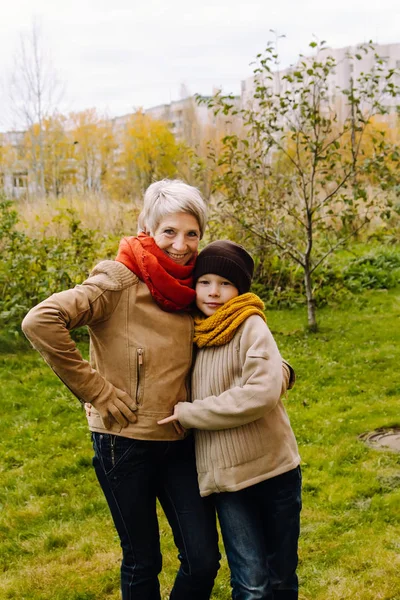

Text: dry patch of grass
xmin=15 ymin=194 xmax=140 ymax=239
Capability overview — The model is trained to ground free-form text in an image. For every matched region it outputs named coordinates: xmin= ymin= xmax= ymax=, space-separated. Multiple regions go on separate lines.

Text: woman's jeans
xmin=215 ymin=467 xmax=302 ymax=600
xmin=92 ymin=433 xmax=220 ymax=600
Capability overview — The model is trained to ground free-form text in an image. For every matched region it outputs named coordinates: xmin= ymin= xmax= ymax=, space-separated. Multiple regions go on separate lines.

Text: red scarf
xmin=115 ymin=233 xmax=197 ymax=312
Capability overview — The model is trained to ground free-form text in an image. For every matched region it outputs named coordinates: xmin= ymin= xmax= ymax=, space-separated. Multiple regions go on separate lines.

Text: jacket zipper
xmin=136 ymin=348 xmax=143 ymax=404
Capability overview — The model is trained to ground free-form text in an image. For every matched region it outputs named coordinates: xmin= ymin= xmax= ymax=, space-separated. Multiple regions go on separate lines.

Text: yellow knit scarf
xmin=193 ymin=293 xmax=266 ymax=348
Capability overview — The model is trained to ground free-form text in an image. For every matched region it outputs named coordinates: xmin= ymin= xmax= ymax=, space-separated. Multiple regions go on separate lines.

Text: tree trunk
xmin=38 ymin=123 xmax=46 ymax=196
xmin=304 ymin=266 xmax=317 ymax=332
xmin=253 ymin=241 xmax=269 ymax=282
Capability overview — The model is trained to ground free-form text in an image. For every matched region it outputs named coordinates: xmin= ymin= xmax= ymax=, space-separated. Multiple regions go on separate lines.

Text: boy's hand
xmin=158 ymin=407 xmax=185 ymax=435
xmin=281 ymin=360 xmax=296 ymax=396
xmin=158 ymin=414 xmax=179 ymax=425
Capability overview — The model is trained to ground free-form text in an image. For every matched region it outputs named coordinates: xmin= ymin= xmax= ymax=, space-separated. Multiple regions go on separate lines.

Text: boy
xmin=159 ymin=240 xmax=301 ymax=600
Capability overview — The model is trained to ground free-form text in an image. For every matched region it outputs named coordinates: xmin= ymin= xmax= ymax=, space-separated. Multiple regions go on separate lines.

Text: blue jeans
xmin=92 ymin=433 xmax=220 ymax=600
xmin=215 ymin=467 xmax=302 ymax=600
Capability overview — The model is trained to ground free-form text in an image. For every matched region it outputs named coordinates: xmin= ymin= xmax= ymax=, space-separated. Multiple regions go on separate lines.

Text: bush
xmin=0 ymin=200 xmax=104 ymax=335
xmin=252 ymin=245 xmax=400 ymax=308
xmin=342 ymin=248 xmax=400 ymax=292
xmin=1 ymin=197 xmax=399 ymax=333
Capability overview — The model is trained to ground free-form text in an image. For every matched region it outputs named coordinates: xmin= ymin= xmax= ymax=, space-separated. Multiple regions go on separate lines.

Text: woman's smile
xmin=153 ymin=213 xmax=200 ymax=265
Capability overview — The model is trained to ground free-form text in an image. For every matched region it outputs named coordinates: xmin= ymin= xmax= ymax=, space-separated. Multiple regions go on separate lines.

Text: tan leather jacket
xmin=22 ymin=260 xmax=194 ymax=441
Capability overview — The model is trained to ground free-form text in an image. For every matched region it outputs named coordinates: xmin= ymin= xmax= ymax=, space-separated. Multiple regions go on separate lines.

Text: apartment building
xmin=241 ymin=42 xmax=400 ymax=126
xmin=0 ymin=130 xmax=28 ymax=198
xmin=110 ymin=95 xmax=216 ymax=143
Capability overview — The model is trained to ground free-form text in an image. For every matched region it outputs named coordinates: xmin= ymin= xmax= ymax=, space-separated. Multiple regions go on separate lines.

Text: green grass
xmin=0 ymin=289 xmax=399 ymax=599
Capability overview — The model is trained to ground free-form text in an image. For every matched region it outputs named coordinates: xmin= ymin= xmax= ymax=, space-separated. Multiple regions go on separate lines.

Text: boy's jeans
xmin=92 ymin=433 xmax=220 ymax=600
xmin=215 ymin=466 xmax=302 ymax=600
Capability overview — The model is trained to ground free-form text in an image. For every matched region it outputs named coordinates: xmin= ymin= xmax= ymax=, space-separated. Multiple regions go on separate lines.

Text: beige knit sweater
xmin=176 ymin=315 xmax=300 ymax=497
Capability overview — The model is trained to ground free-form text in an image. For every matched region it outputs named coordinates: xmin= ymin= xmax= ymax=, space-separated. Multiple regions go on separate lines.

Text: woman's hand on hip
xmin=91 ymin=386 xmax=137 ymax=429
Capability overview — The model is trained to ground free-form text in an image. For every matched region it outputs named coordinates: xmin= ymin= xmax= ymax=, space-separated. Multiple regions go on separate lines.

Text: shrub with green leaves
xmin=252 ymin=244 xmax=400 ymax=308
xmin=1 ymin=197 xmax=399 ymax=334
xmin=0 ymin=199 xmax=105 ymax=335
xmin=342 ymin=248 xmax=400 ymax=292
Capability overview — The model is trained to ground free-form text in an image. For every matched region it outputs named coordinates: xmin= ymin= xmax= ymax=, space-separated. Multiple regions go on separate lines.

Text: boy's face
xmin=195 ymin=273 xmax=239 ymax=316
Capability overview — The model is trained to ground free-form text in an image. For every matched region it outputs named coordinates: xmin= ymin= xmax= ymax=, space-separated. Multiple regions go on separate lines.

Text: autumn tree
xmin=0 ymin=135 xmax=11 ymax=189
xmin=203 ymin=41 xmax=400 ymax=330
xmin=69 ymin=109 xmax=116 ymax=194
xmin=117 ymin=111 xmax=181 ymax=199
xmin=352 ymin=115 xmax=400 ymax=190
xmin=22 ymin=114 xmax=76 ymax=196
xmin=0 ymin=133 xmax=28 ymax=197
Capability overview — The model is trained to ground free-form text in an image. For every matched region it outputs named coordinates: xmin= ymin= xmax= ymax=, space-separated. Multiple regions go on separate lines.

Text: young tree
xmin=203 ymin=41 xmax=400 ymax=330
xmin=10 ymin=19 xmax=62 ymax=196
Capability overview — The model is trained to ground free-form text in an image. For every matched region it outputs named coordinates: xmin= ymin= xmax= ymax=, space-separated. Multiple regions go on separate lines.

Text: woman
xmin=22 ymin=179 xmax=220 ymax=600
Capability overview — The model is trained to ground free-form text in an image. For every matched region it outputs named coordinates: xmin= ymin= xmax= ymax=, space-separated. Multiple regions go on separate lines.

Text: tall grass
xmin=14 ymin=194 xmax=140 ymax=238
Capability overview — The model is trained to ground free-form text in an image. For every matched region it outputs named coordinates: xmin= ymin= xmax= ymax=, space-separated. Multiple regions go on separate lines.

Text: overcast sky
xmin=0 ymin=0 xmax=399 ymax=131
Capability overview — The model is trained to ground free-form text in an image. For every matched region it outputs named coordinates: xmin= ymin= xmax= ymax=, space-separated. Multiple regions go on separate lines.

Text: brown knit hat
xmin=193 ymin=240 xmax=254 ymax=295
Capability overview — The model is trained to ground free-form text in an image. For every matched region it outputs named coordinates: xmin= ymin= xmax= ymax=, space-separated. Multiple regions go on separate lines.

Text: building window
xmin=13 ymin=173 xmax=27 ymax=188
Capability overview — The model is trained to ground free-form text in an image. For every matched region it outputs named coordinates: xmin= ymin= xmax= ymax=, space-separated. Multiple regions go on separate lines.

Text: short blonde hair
xmin=138 ymin=179 xmax=207 ymax=239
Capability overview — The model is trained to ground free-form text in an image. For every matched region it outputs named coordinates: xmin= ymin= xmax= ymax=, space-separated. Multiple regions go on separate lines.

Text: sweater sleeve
xmin=176 ymin=315 xmax=283 ymax=430
xmin=21 ymin=281 xmax=120 ymax=404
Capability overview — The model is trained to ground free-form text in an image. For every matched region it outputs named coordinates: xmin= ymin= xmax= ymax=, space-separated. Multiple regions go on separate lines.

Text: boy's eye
xmin=222 ymin=281 xmax=232 ymax=286
xmin=197 ymin=279 xmax=209 ymax=285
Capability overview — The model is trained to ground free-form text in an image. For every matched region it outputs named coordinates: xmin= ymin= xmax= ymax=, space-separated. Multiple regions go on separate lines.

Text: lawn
xmin=0 ymin=289 xmax=399 ymax=600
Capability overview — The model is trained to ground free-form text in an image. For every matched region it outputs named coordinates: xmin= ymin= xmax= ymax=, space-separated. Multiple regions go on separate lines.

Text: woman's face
xmin=153 ymin=213 xmax=201 ymax=265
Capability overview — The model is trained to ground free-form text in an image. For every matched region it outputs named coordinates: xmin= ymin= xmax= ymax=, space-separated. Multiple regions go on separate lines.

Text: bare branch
xmin=310 ymin=219 xmax=370 ymax=274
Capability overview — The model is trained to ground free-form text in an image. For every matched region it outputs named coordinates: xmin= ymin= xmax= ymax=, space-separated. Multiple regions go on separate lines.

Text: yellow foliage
xmin=1 ymin=100 xmax=229 ymax=200
xmin=23 ymin=115 xmax=75 ymax=195
xmin=0 ymin=137 xmax=18 ymax=171
xmin=117 ymin=110 xmax=181 ymax=198
xmin=69 ymin=108 xmax=117 ymax=194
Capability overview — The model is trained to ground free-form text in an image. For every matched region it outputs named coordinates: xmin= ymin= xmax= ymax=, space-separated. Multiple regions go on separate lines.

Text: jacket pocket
xmin=135 ymin=348 xmax=144 ymax=406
